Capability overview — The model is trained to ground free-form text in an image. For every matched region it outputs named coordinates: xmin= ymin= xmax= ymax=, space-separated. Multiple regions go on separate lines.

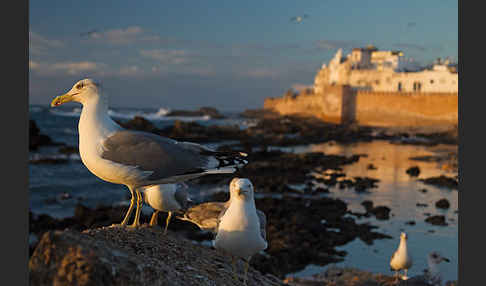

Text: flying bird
xmin=50 ymin=79 xmax=248 ymax=228
xmin=290 ymin=14 xmax=310 ymax=23
xmin=179 ymin=178 xmax=267 ymax=285
xmin=390 ymin=232 xmax=413 ymax=281
xmin=143 ymin=183 xmax=191 ymax=234
xmin=80 ymin=29 xmax=99 ymax=38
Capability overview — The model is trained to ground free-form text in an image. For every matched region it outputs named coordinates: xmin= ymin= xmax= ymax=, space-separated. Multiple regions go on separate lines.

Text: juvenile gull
xmin=179 ymin=178 xmax=267 ymax=285
xmin=50 ymin=79 xmax=248 ymax=227
xmin=142 ymin=183 xmax=190 ymax=234
xmin=390 ymin=232 xmax=413 ymax=281
xmin=399 ymin=251 xmax=450 ymax=286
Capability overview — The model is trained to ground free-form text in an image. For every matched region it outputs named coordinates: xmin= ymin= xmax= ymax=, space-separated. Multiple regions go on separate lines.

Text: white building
xmin=314 ymin=47 xmax=458 ymax=94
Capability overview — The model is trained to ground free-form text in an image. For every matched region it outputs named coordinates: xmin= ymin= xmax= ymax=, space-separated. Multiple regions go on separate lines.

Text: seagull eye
xmin=76 ymin=83 xmax=84 ymax=89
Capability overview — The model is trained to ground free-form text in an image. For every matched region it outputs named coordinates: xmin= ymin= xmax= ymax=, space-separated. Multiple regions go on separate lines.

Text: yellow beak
xmin=50 ymin=93 xmax=75 ymax=107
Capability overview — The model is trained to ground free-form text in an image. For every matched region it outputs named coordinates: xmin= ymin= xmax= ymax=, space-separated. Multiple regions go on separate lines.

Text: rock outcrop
xmin=29 ymin=226 xmax=284 ymax=286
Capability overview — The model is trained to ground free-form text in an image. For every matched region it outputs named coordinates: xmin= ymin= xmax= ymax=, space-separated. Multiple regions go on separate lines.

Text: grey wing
xmin=181 ymin=202 xmax=226 ymax=233
xmin=101 ymin=130 xmax=209 ymax=181
xmin=257 ymin=209 xmax=267 ymax=241
xmin=101 ymin=130 xmax=247 ymax=183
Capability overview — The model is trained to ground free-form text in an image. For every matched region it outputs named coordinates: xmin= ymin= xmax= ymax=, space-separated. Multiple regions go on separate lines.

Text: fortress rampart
xmin=263 ymin=85 xmax=458 ymax=127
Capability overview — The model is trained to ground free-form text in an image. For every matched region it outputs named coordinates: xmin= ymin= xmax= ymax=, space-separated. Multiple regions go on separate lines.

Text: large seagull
xmin=50 ymin=79 xmax=248 ymax=227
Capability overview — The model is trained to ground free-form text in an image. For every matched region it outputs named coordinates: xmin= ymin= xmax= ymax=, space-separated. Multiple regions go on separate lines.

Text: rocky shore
xmin=29 ymin=108 xmax=459 ymax=285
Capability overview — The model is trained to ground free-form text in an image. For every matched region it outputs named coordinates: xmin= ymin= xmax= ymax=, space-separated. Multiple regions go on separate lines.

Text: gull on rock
xmin=50 ymin=79 xmax=248 ymax=227
xmin=180 ymin=178 xmax=267 ymax=285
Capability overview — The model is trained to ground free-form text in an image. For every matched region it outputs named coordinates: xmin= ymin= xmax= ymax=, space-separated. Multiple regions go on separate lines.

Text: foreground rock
xmin=29 ymin=227 xmax=284 ymax=286
xmin=419 ymin=176 xmax=458 ymax=190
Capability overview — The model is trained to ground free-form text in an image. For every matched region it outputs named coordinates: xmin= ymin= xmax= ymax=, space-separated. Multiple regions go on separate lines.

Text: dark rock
xmin=435 ymin=198 xmax=450 ymax=209
xmin=29 ymin=157 xmax=69 ymax=165
xmin=361 ymin=201 xmax=374 ymax=212
xmin=29 ymin=119 xmax=60 ymax=150
xmin=369 ymin=206 xmax=391 ymax=220
xmin=419 ymin=176 xmax=458 ymax=190
xmin=425 ymin=215 xmax=448 ymax=226
xmin=166 ymin=107 xmax=225 ymax=119
xmin=416 ymin=203 xmax=428 ymax=207
xmin=58 ymin=145 xmax=79 ymax=155
xmin=29 ymin=228 xmax=283 ymax=286
xmin=352 ymin=177 xmax=379 ymax=192
xmin=405 ymin=220 xmax=416 ymax=225
xmin=419 ymin=189 xmax=428 ymax=193
xmin=406 ymin=166 xmax=421 ymax=177
xmin=116 ymin=116 xmax=158 ymax=133
xmin=367 ymin=163 xmax=377 ymax=170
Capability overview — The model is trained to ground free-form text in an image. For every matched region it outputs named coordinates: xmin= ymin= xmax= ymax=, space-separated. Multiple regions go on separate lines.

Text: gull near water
xmin=390 ymin=232 xmax=413 ymax=281
xmin=50 ymin=79 xmax=248 ymax=227
xmin=142 ymin=183 xmax=190 ymax=234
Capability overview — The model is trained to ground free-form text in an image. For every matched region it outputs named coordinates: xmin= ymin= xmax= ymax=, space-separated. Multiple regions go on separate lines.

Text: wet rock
xmin=406 ymin=166 xmax=421 ymax=177
xmin=435 ymin=198 xmax=450 ymax=209
xmin=166 ymin=106 xmax=226 ymax=119
xmin=29 ymin=157 xmax=69 ymax=164
xmin=116 ymin=116 xmax=158 ymax=133
xmin=249 ymin=196 xmax=391 ymax=279
xmin=29 ymin=227 xmax=284 ymax=286
xmin=58 ymin=145 xmax=79 ymax=155
xmin=360 ymin=201 xmax=391 ymax=220
xmin=367 ymin=163 xmax=377 ymax=170
xmin=416 ymin=203 xmax=428 ymax=207
xmin=352 ymin=177 xmax=380 ymax=193
xmin=29 ymin=119 xmax=61 ymax=150
xmin=425 ymin=215 xmax=448 ymax=226
xmin=405 ymin=220 xmax=416 ymax=225
xmin=419 ymin=176 xmax=458 ymax=190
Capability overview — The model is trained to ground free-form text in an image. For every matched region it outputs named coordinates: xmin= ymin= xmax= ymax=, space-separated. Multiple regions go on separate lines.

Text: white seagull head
xmin=229 ymin=178 xmax=255 ymax=201
xmin=400 ymin=232 xmax=408 ymax=241
xmin=51 ymin=78 xmax=102 ymax=107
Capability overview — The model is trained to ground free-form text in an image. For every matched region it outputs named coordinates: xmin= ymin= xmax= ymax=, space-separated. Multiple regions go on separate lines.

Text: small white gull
xmin=50 ymin=79 xmax=248 ymax=227
xmin=390 ymin=232 xmax=413 ymax=281
xmin=142 ymin=183 xmax=190 ymax=234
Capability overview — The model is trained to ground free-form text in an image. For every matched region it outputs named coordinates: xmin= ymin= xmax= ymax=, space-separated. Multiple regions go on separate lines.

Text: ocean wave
xmin=29 ymin=106 xmax=44 ymax=113
xmin=49 ymin=107 xmax=211 ymax=122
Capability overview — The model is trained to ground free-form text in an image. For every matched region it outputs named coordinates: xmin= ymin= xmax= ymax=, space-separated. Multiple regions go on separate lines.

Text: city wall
xmin=263 ymin=85 xmax=458 ymax=127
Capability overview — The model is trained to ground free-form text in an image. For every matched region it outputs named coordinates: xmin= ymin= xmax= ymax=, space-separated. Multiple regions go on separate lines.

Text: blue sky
xmin=29 ymin=0 xmax=457 ymax=111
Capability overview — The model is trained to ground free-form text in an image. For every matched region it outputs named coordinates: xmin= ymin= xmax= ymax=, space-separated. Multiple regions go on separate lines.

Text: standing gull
xmin=142 ymin=183 xmax=190 ymax=234
xmin=423 ymin=251 xmax=450 ymax=286
xmin=179 ymin=178 xmax=267 ymax=285
xmin=390 ymin=232 xmax=413 ymax=281
xmin=50 ymin=79 xmax=248 ymax=227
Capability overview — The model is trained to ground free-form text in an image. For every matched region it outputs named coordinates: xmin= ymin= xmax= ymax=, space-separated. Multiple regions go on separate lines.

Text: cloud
xmin=313 ymin=40 xmax=361 ymax=51
xmin=85 ymin=26 xmax=165 ymax=45
xmin=140 ymin=49 xmax=189 ymax=65
xmin=30 ymin=60 xmax=107 ymax=76
xmin=118 ymin=65 xmax=142 ymax=77
xmin=29 ymin=32 xmax=65 ymax=55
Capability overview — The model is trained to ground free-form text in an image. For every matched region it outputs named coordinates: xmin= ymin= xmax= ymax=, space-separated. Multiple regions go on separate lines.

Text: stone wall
xmin=263 ymin=85 xmax=458 ymax=127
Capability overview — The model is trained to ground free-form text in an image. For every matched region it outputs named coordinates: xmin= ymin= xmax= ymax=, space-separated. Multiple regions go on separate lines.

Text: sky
xmin=29 ymin=0 xmax=458 ymax=111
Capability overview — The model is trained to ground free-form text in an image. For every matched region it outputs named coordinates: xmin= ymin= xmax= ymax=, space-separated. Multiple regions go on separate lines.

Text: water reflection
xmin=284 ymin=140 xmax=458 ymax=282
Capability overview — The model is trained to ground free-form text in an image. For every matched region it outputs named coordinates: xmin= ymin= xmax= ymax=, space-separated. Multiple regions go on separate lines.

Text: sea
xmin=28 ymin=104 xmax=458 ymax=282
